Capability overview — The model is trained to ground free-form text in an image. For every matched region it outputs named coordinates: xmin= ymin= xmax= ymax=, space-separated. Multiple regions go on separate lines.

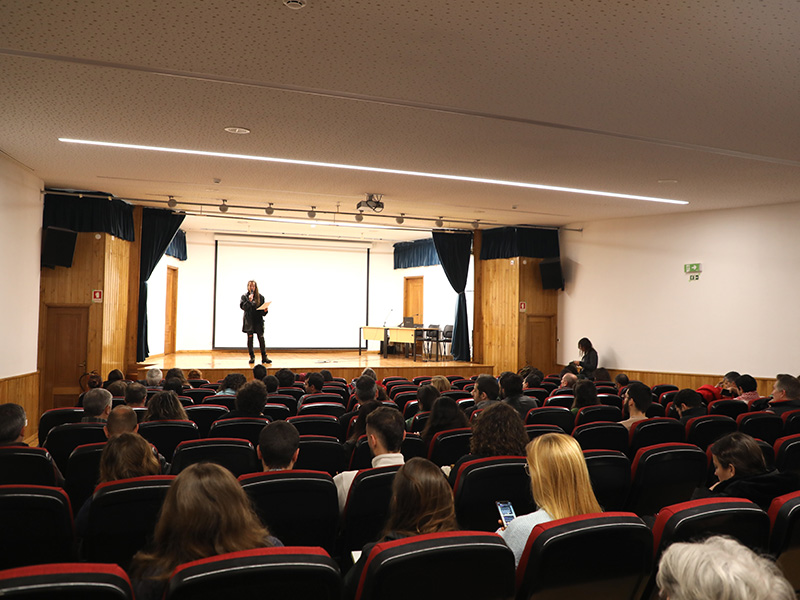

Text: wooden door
xmin=523 ymin=315 xmax=556 ymax=375
xmin=403 ymin=276 xmax=424 ymax=325
xmin=43 ymin=306 xmax=89 ymax=410
xmin=165 ymin=266 xmax=178 ymax=355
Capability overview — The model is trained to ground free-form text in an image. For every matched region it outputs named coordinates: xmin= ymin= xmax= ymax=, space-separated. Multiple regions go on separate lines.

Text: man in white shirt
xmin=334 ymin=406 xmax=405 ymax=512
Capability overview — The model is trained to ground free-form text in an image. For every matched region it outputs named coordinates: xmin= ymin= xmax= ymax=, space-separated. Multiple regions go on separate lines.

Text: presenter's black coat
xmin=241 ymin=293 xmax=267 ymax=334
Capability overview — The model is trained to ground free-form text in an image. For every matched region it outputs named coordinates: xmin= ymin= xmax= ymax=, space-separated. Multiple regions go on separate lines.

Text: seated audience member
xmin=673 ymin=388 xmax=706 ymax=423
xmin=252 ymin=363 xmax=267 ymax=381
xmin=406 ymin=384 xmax=440 ymax=429
xmin=614 ymin=373 xmax=629 ymax=390
xmin=593 ymin=367 xmax=612 ymax=383
xmin=144 ymin=391 xmax=188 ymax=422
xmin=186 ymin=368 xmax=204 ymax=383
xmin=472 ymin=374 xmax=500 ymax=409
xmin=79 ymin=371 xmax=103 ymax=406
xmin=360 ymin=367 xmax=377 ymax=381
xmin=145 ymin=368 xmax=162 ymax=388
xmin=657 ymin=536 xmax=794 ymax=600
xmin=257 ymin=421 xmax=300 ymax=471
xmin=430 ymin=375 xmax=451 ymax=393
xmin=620 ymin=382 xmax=651 ymax=430
xmin=499 ymin=433 xmax=602 ymax=566
xmin=128 ymin=463 xmax=281 ymax=600
xmin=334 ymin=406 xmax=405 ymax=512
xmin=297 ymin=371 xmax=325 ymax=409
xmin=107 ymin=380 xmax=128 ymax=399
xmin=500 ymin=372 xmax=538 ymax=418
xmin=103 ymin=369 xmax=125 ymax=389
xmin=343 ymin=400 xmax=381 ymax=459
xmin=717 ymin=370 xmax=742 ymax=397
xmin=731 ymin=374 xmax=760 ymax=403
xmin=264 ymin=375 xmax=280 ymax=395
xmin=343 ymin=458 xmax=459 ymax=599
xmin=224 ymin=380 xmax=268 ymax=419
xmin=571 ymin=379 xmax=599 ymax=415
xmin=162 ymin=377 xmax=185 ymax=396
xmin=0 ymin=403 xmax=64 ymax=485
xmin=448 ymin=402 xmax=528 ymax=484
xmin=694 ymin=432 xmax=800 ymax=510
xmin=320 ymin=369 xmax=334 ymax=383
xmin=353 ymin=375 xmax=378 ymax=404
xmin=768 ymin=374 xmax=800 ymax=416
xmin=105 ymin=405 xmax=139 ymax=437
xmin=559 ymin=372 xmax=578 ymax=390
xmin=75 ymin=432 xmax=161 ymax=536
xmin=215 ymin=373 xmax=246 ymax=396
xmin=275 ymin=368 xmax=296 ymax=389
xmin=82 ymin=388 xmax=113 ymax=423
xmin=125 ymin=382 xmax=147 ymax=408
xmin=164 ymin=368 xmax=188 ymax=387
xmin=421 ymin=396 xmax=468 ymax=447
xmin=523 ymin=369 xmax=544 ymax=389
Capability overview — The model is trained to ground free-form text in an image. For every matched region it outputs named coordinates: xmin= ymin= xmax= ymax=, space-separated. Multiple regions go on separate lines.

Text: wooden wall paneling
xmin=0 ymin=371 xmax=40 ymax=444
xmin=518 ymin=258 xmax=559 ymax=375
xmin=101 ymin=234 xmax=131 ymax=377
xmin=124 ymin=206 xmax=143 ymax=379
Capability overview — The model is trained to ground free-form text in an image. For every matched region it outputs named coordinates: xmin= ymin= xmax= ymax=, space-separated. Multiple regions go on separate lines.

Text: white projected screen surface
xmin=214 ymin=240 xmax=368 ymax=349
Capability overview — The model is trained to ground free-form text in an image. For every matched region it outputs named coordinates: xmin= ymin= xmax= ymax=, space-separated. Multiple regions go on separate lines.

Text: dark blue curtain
xmin=137 ymin=209 xmax=185 ymax=361
xmin=165 ymin=229 xmax=187 ymax=261
xmin=43 ymin=189 xmax=135 ymax=241
xmin=393 ymin=237 xmax=440 ymax=269
xmin=479 ymin=227 xmax=559 ymax=260
xmin=432 ymin=231 xmax=473 ymax=361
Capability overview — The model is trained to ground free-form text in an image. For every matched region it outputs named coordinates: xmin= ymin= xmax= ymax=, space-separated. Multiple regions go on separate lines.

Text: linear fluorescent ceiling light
xmin=58 ymin=138 xmax=688 ymax=205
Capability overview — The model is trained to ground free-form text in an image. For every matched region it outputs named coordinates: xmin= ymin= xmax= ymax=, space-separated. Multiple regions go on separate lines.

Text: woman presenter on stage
xmin=240 ymin=280 xmax=271 ymax=365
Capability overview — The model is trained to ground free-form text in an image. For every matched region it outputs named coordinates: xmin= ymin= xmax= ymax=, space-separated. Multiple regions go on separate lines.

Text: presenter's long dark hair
xmin=578 ymin=337 xmax=593 ymax=355
xmin=247 ymin=280 xmax=260 ymax=300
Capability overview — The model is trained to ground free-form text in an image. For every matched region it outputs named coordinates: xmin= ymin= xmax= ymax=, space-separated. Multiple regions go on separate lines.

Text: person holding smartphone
xmin=240 ymin=279 xmax=271 ymax=365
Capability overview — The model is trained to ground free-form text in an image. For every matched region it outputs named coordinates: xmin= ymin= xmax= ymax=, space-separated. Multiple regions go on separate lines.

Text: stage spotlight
xmin=167 ymin=195 xmax=177 ymax=208
xmin=435 ymin=217 xmax=444 ymax=228
xmin=355 ymin=212 xmax=364 ymax=222
xmin=308 ymin=206 xmax=317 ymax=218
xmin=396 ymin=214 xmax=405 ymax=224
xmin=265 ymin=203 xmax=274 ymax=215
xmin=219 ymin=199 xmax=228 ymax=213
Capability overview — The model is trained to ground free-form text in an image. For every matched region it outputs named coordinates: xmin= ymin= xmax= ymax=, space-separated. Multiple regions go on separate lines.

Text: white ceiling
xmin=2 ymin=0 xmax=799 ymax=242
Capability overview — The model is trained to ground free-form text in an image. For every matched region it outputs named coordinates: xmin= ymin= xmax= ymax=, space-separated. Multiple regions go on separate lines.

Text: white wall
xmin=558 ymin=202 xmax=800 ymax=378
xmin=0 ymin=155 xmax=43 ymax=378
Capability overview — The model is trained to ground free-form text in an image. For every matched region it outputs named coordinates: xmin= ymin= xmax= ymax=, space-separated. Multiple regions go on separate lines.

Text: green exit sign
xmin=684 ymin=263 xmax=702 ymax=273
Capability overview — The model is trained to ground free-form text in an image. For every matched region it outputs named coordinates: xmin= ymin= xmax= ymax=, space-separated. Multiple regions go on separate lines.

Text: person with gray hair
xmin=657 ymin=536 xmax=793 ymax=600
xmin=145 ymin=368 xmax=162 ymax=387
xmin=0 ymin=403 xmax=27 ymax=444
xmin=82 ymin=388 xmax=113 ymax=422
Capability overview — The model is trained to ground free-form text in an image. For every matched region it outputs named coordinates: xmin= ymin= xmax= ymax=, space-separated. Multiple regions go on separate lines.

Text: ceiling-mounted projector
xmin=357 ymin=193 xmax=384 ymax=212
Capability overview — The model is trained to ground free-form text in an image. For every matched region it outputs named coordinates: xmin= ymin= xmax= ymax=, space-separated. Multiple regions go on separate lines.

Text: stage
xmin=136 ymin=350 xmax=494 ymax=383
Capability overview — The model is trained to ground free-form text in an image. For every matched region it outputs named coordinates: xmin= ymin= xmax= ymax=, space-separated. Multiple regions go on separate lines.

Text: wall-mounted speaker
xmin=41 ymin=226 xmax=77 ymax=268
xmin=539 ymin=257 xmax=564 ymax=290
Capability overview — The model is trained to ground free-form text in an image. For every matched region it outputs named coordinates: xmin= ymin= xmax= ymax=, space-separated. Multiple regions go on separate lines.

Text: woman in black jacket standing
xmin=572 ymin=337 xmax=598 ymax=380
xmin=240 ymin=280 xmax=271 ymax=364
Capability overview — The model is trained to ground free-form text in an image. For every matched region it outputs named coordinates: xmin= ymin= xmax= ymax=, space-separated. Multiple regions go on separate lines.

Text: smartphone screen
xmin=496 ymin=500 xmax=516 ymax=527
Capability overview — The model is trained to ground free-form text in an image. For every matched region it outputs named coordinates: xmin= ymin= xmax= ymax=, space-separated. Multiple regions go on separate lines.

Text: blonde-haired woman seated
xmin=129 ymin=462 xmax=281 ymax=600
xmin=499 ymin=433 xmax=602 ymax=566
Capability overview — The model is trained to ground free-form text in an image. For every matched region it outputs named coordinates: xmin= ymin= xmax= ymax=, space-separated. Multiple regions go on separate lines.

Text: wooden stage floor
xmin=137 ymin=350 xmax=494 ymax=383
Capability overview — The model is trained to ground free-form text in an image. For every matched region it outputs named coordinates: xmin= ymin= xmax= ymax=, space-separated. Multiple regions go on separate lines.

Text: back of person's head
xmin=626 ymin=382 xmax=652 ymax=413
xmin=165 ymin=368 xmax=187 ymax=385
xmin=187 ymin=369 xmax=203 ymax=381
xmin=348 ymin=400 xmax=381 ymax=443
xmin=421 ymin=397 xmax=468 ymax=443
xmin=162 ymin=377 xmax=184 ymax=394
xmin=572 ymin=380 xmax=598 ymax=410
xmin=221 ymin=373 xmax=246 ymax=393
xmin=474 ymin=374 xmax=500 ymax=401
xmin=657 ymin=536 xmax=794 ymax=600
xmin=107 ymin=380 xmax=128 ymax=398
xmin=275 ymin=368 xmax=295 ymax=388
xmin=723 ymin=371 xmax=742 ymax=385
xmin=578 ymin=337 xmax=593 ymax=353
xmin=594 ymin=367 xmax=611 ymax=383
xmin=430 ymin=375 xmax=451 ymax=393
xmin=360 ymin=367 xmax=377 ymax=381
xmin=263 ymin=375 xmax=279 ymax=393
xmin=83 ymin=388 xmax=113 ymax=417
xmin=132 ymin=462 xmax=269 ymax=580
xmin=145 ymin=368 xmax=162 ymax=386
xmin=470 ymin=402 xmax=528 ymax=456
xmin=305 ymin=372 xmax=324 ymax=393
xmin=560 ymin=364 xmax=579 ymax=377
xmin=500 ymin=373 xmax=523 ymax=397
xmin=775 ymin=373 xmax=800 ymax=400
xmin=711 ymin=432 xmax=767 ymax=479
xmin=106 ymin=405 xmax=139 ymax=436
xmin=145 ymin=391 xmax=187 ymax=421
xmin=674 ymin=388 xmax=703 ymax=409
xmin=235 ymin=380 xmax=268 ymax=416
xmin=526 ymin=433 xmax=601 ymax=520
xmin=125 ymin=382 xmax=147 ymax=406
xmin=99 ymin=432 xmax=160 ymax=483
xmin=355 ymin=375 xmax=378 ymax=403
xmin=614 ymin=373 xmax=629 ymax=388
xmin=87 ymin=371 xmax=103 ymax=389
xmin=252 ymin=364 xmax=267 ymax=381
xmin=416 ymin=384 xmax=441 ymax=412
xmin=561 ymin=373 xmax=578 ymax=388
xmin=0 ymin=403 xmax=26 ymax=443
xmin=523 ymin=372 xmax=543 ymax=388
xmin=734 ymin=374 xmax=757 ymax=394
xmin=382 ymin=457 xmax=458 ymax=538
xmin=320 ymin=369 xmax=333 ymax=382
xmin=105 ymin=369 xmax=125 ymax=385
xmin=365 ymin=406 xmax=405 ymax=453
xmin=258 ymin=421 xmax=300 ymax=470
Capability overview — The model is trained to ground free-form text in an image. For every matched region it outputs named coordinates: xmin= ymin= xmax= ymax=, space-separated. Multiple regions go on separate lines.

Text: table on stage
xmin=359 ymin=326 xmax=441 ymax=361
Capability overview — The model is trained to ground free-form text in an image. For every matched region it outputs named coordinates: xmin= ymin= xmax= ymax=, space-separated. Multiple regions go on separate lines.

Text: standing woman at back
xmin=241 ymin=280 xmax=271 ymax=365
xmin=572 ymin=337 xmax=598 ymax=380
